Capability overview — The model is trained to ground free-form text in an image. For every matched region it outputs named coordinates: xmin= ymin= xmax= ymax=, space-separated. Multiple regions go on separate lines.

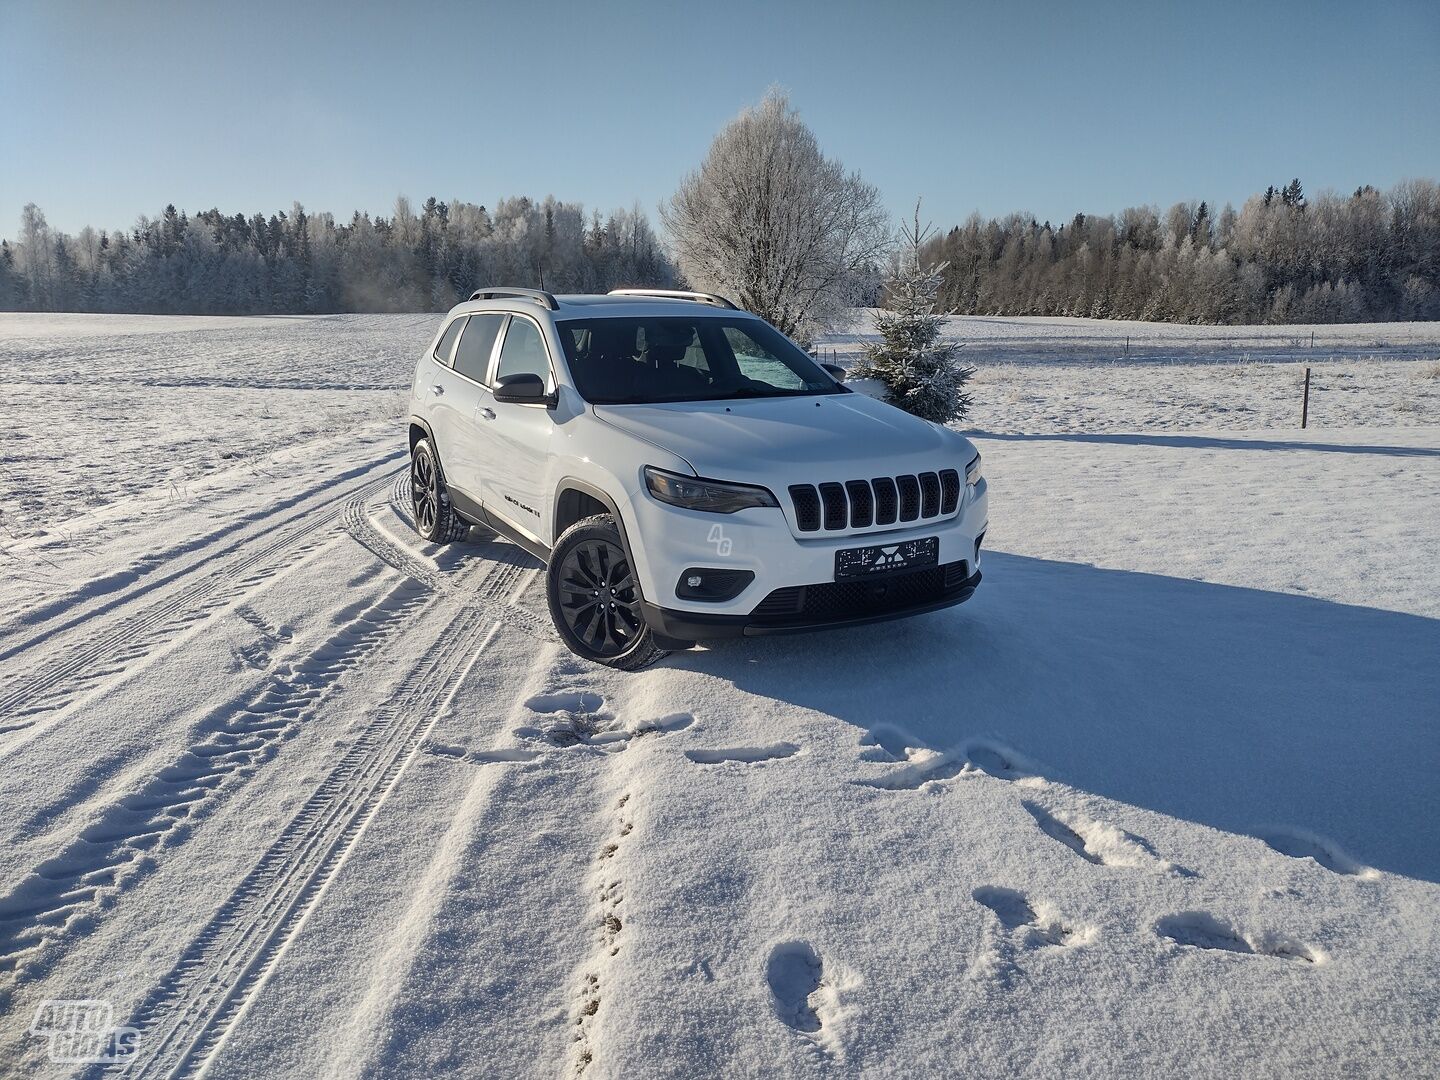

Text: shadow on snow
xmin=675 ymin=551 xmax=1440 ymax=883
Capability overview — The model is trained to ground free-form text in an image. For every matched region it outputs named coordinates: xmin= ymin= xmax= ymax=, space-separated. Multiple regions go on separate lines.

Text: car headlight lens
xmin=965 ymin=452 xmax=982 ymax=487
xmin=644 ymin=467 xmax=779 ymax=514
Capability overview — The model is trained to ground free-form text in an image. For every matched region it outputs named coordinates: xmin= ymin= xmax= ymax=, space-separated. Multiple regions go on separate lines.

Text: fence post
xmin=1301 ymin=366 xmax=1311 ymax=429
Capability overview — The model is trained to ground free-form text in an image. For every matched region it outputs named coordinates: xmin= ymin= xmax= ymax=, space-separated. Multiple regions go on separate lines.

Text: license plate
xmin=834 ymin=537 xmax=939 ymax=579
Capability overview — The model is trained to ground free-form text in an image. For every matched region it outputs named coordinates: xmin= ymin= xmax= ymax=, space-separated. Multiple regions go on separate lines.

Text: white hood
xmin=593 ymin=392 xmax=974 ymax=485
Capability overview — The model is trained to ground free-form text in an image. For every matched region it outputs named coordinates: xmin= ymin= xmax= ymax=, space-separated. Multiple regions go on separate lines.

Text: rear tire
xmin=547 ymin=515 xmax=666 ymax=670
xmin=409 ymin=438 xmax=470 ymax=544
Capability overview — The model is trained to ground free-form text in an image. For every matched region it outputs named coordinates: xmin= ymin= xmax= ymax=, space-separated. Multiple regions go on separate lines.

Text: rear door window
xmin=453 ymin=314 xmax=505 ymax=383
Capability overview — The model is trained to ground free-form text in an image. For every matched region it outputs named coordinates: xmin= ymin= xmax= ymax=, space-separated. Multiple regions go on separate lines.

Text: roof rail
xmin=608 ymin=288 xmax=738 ymax=310
xmin=468 ymin=287 xmax=559 ymax=310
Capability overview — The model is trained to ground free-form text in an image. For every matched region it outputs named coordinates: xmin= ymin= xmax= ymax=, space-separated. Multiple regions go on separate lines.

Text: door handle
xmin=478 ymin=407 xmax=496 ymax=420
xmin=430 ymin=384 xmax=445 ymax=396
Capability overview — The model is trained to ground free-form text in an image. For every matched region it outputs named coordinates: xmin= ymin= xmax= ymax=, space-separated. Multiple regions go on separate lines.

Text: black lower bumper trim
xmin=641 ymin=568 xmax=981 ymax=641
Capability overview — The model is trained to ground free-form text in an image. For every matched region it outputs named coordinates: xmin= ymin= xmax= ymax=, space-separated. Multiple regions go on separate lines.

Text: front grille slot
xmin=872 ymin=477 xmax=898 ymax=525
xmin=919 ymin=472 xmax=941 ymax=518
xmin=789 ymin=485 xmax=821 ymax=532
xmin=818 ymin=483 xmax=847 ymax=530
xmin=845 ymin=480 xmax=873 ymax=528
xmin=939 ymin=469 xmax=961 ymax=514
xmin=897 ymin=475 xmax=921 ymax=521
xmin=787 ymin=469 xmax=962 ymax=532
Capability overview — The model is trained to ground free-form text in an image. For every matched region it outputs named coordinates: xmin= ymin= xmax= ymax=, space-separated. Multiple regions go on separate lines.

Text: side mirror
xmin=820 ymin=362 xmax=845 ymax=381
xmin=493 ymin=372 xmax=554 ymax=406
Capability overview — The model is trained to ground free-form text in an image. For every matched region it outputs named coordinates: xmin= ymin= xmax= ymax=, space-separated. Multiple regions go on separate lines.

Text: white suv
xmin=407 ymin=288 xmax=987 ymax=669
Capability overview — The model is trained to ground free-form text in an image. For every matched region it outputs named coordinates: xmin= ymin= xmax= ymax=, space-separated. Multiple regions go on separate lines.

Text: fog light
xmin=676 ymin=567 xmax=754 ymax=602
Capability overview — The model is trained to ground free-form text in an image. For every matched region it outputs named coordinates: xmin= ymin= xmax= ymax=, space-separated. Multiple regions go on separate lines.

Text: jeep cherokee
xmin=407 ymin=287 xmax=987 ymax=669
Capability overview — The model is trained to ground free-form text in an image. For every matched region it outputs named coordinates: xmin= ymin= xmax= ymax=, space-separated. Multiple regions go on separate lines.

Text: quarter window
xmin=495 ymin=318 xmax=551 ymax=385
xmin=453 ymin=314 xmax=504 ymax=383
xmin=432 ymin=318 xmax=464 ymax=365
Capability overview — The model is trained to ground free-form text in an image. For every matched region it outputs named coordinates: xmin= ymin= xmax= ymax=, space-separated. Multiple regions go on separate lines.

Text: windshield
xmin=555 ymin=315 xmax=844 ymax=405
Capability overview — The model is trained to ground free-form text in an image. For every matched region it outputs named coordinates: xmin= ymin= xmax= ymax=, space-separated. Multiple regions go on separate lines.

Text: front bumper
xmin=622 ymin=476 xmax=989 ymax=623
xmin=641 ymin=563 xmax=982 ymax=641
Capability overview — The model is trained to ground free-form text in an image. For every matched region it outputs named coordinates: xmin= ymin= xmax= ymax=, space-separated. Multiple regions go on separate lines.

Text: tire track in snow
xmin=338 ymin=472 xmax=447 ymax=591
xmin=0 ymin=461 xmax=405 ymax=750
xmin=0 ymin=575 xmax=435 ymax=992
xmin=92 ymin=560 xmax=538 ymax=1080
xmin=341 ymin=470 xmax=553 ymax=643
xmin=0 ymin=448 xmax=406 ymax=661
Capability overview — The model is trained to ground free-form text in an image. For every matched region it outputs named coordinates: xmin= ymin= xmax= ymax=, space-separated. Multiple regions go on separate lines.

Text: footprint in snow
xmin=520 ymin=690 xmax=620 ymax=747
xmin=1256 ymin=828 xmax=1378 ymax=878
xmin=856 ymin=725 xmax=968 ymax=789
xmin=424 ymin=741 xmax=541 ymax=766
xmin=1024 ymin=801 xmax=1104 ymax=864
xmin=1156 ymin=912 xmax=1323 ymax=964
xmin=525 ymin=690 xmax=604 ymax=714
xmin=973 ymin=885 xmax=1085 ymax=949
xmin=766 ymin=941 xmax=824 ymax=1034
xmin=858 ymin=723 xmax=923 ymax=762
xmin=1022 ymin=800 xmax=1196 ymax=876
xmin=520 ymin=692 xmax=693 ymax=750
xmin=684 ymin=743 xmax=798 ymax=765
xmin=964 ymin=740 xmax=1032 ymax=782
xmin=632 ymin=712 xmax=695 ymax=737
xmin=857 ymin=737 xmax=1032 ymax=791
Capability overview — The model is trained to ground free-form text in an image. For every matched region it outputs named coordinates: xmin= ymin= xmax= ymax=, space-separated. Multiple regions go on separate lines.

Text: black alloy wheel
xmin=557 ymin=537 xmax=642 ymax=656
xmin=546 ymin=514 xmax=666 ymax=670
xmin=411 ymin=448 xmax=438 ymax=535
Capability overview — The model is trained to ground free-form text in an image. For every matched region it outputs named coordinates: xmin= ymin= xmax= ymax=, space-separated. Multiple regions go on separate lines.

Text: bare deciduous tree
xmin=662 ymin=91 xmax=890 ymax=343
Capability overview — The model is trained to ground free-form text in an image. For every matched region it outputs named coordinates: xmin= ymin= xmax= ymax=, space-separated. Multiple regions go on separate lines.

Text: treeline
xmin=0 ymin=196 xmax=676 ymax=315
xmin=926 ymin=179 xmax=1440 ymax=323
xmin=4 ymin=179 xmax=1438 ymax=324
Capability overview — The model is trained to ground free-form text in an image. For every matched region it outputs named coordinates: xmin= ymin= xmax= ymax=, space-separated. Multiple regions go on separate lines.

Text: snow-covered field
xmin=1 ymin=313 xmax=1437 ymax=1078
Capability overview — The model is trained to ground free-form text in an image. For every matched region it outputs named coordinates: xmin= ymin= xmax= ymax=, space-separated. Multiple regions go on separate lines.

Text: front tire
xmin=410 ymin=438 xmax=469 ymax=544
xmin=547 ymin=514 xmax=665 ymax=670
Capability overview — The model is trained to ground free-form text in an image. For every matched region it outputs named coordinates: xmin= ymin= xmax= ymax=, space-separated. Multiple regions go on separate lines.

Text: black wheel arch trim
xmin=408 ymin=415 xmax=437 ymax=451
xmin=553 ymin=478 xmax=641 ymax=587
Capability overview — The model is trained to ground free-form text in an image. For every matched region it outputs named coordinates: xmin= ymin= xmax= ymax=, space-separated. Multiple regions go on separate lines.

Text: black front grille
xmin=749 ymin=560 xmax=976 ymax=625
xmin=790 ymin=470 xmax=959 ymax=532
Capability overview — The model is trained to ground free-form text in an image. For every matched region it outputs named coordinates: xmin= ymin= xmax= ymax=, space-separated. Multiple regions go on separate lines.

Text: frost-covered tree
xmin=663 ymin=90 xmax=889 ymax=343
xmin=853 ymin=205 xmax=974 ymax=424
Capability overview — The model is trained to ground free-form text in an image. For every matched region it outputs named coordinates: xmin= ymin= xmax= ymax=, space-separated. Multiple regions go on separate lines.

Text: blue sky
xmin=2 ymin=0 xmax=1437 ymax=237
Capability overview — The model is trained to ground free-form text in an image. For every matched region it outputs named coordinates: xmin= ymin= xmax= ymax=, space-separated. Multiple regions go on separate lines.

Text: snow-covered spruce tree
xmin=853 ymin=206 xmax=974 ymax=424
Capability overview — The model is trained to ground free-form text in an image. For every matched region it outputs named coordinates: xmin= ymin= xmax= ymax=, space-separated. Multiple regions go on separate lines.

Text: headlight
xmin=965 ymin=452 xmax=982 ymax=487
xmin=644 ymin=467 xmax=779 ymax=514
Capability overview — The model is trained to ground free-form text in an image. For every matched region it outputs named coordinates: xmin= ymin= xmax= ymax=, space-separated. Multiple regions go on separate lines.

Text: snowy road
xmin=1 ymin=315 xmax=1437 ymax=1078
